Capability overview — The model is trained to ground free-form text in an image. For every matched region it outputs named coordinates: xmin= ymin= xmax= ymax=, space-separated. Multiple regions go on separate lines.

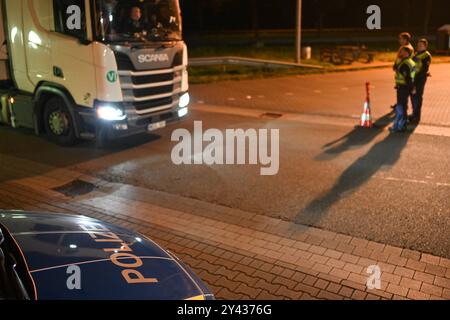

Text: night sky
xmin=181 ymin=0 xmax=450 ymax=34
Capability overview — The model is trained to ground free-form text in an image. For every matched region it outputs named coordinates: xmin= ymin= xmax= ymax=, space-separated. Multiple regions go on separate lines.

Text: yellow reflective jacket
xmin=413 ymin=50 xmax=432 ymax=76
xmin=394 ymin=43 xmax=415 ymax=68
xmin=395 ymin=58 xmax=416 ymax=86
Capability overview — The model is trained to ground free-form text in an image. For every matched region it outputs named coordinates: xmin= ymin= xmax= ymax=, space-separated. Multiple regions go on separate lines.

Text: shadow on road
xmin=297 ymin=127 xmax=415 ymax=225
xmin=316 ymin=112 xmax=395 ymax=161
xmin=0 ymin=126 xmax=161 ymax=183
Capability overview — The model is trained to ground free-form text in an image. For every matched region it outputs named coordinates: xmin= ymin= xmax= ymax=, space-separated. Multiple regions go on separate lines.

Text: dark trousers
xmin=393 ymin=86 xmax=411 ymax=131
xmin=411 ymin=77 xmax=427 ymax=121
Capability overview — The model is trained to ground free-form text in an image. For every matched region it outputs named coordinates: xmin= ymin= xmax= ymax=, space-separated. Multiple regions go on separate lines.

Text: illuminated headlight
xmin=179 ymin=93 xmax=190 ymax=108
xmin=97 ymin=105 xmax=126 ymax=121
xmin=178 ymin=107 xmax=189 ymax=118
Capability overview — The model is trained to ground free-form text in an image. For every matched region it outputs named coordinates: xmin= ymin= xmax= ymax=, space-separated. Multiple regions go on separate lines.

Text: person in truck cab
xmin=122 ymin=6 xmax=146 ymax=34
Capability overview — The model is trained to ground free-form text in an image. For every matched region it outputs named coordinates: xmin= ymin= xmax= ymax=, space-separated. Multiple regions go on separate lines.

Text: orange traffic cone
xmin=360 ymin=82 xmax=373 ymax=128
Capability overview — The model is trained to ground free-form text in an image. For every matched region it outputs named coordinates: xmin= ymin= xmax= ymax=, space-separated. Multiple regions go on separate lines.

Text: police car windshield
xmin=94 ymin=0 xmax=182 ymax=43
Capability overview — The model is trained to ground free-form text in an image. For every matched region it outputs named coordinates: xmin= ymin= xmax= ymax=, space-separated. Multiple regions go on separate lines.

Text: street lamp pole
xmin=295 ymin=0 xmax=302 ymax=64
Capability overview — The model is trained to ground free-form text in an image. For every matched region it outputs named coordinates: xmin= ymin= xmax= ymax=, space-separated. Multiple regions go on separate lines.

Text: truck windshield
xmin=94 ymin=0 xmax=182 ymax=43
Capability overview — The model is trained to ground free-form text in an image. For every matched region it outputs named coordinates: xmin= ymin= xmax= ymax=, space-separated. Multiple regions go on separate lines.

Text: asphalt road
xmin=1 ymin=107 xmax=449 ymax=258
xmin=190 ymin=64 xmax=450 ymax=126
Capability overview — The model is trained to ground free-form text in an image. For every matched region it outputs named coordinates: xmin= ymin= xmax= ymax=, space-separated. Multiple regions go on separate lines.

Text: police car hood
xmin=0 ymin=212 xmax=210 ymax=300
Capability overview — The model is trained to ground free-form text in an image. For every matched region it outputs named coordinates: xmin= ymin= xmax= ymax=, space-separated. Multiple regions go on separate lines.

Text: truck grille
xmin=115 ymin=52 xmax=183 ymax=72
xmin=115 ymin=52 xmax=183 ymax=115
xmin=133 ymin=85 xmax=174 ymax=98
xmin=132 ymin=73 xmax=174 ymax=85
xmin=133 ymin=97 xmax=173 ymax=112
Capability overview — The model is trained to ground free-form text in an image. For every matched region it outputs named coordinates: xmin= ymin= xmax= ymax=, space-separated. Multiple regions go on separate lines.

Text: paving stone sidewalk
xmin=0 ymin=154 xmax=449 ymax=300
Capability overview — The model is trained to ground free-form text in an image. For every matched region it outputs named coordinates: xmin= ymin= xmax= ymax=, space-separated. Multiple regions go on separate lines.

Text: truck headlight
xmin=179 ymin=93 xmax=190 ymax=109
xmin=97 ymin=105 xmax=126 ymax=121
xmin=178 ymin=107 xmax=189 ymax=118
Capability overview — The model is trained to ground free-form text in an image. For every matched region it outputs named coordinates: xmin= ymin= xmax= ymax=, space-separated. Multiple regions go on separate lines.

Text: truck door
xmin=23 ymin=0 xmax=53 ymax=85
xmin=49 ymin=0 xmax=97 ymax=108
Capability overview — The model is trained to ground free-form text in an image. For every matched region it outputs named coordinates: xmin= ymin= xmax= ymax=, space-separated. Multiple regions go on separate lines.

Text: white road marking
xmin=436 ymin=182 xmax=450 ymax=187
xmin=415 ymin=125 xmax=450 ymax=137
xmin=376 ymin=176 xmax=450 ymax=188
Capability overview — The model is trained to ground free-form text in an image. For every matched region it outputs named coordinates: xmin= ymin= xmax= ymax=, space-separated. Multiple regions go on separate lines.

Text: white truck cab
xmin=0 ymin=0 xmax=189 ymax=145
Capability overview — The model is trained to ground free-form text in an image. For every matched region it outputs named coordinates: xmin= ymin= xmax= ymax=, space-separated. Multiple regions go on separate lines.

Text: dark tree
xmin=423 ymin=0 xmax=434 ymax=34
xmin=251 ymin=0 xmax=260 ymax=41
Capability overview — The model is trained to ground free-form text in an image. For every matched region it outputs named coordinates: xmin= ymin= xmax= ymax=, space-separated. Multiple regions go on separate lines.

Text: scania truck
xmin=0 ymin=0 xmax=190 ymax=146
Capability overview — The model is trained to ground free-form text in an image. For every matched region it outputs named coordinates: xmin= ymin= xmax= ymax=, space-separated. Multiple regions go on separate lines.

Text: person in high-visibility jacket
xmin=390 ymin=46 xmax=416 ymax=133
xmin=393 ymin=32 xmax=415 ymax=71
xmin=410 ymin=39 xmax=432 ymax=123
xmin=391 ymin=33 xmax=415 ymax=110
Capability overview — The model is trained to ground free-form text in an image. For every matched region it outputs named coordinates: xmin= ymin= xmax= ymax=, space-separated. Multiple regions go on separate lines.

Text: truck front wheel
xmin=43 ymin=97 xmax=78 ymax=146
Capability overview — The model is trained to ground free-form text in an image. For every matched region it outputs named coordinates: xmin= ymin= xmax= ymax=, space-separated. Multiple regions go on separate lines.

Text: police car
xmin=0 ymin=211 xmax=214 ymax=300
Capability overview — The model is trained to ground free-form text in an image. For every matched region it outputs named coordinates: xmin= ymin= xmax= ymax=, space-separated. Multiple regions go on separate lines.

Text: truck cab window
xmin=94 ymin=0 xmax=182 ymax=43
xmin=53 ymin=0 xmax=87 ymax=40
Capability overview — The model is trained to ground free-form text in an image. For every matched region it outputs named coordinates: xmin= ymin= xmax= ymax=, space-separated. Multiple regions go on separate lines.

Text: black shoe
xmin=408 ymin=115 xmax=420 ymax=124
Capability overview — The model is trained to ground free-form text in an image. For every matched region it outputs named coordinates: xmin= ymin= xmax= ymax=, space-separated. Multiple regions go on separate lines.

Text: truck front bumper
xmin=76 ymin=104 xmax=189 ymax=141
xmin=105 ymin=107 xmax=189 ymax=140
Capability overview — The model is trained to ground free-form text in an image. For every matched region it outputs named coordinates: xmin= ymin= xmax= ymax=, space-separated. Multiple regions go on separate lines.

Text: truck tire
xmin=43 ymin=97 xmax=78 ymax=146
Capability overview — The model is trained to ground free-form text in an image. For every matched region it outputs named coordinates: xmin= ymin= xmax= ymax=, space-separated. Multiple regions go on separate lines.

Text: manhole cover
xmin=53 ymin=179 xmax=97 ymax=197
xmin=260 ymin=112 xmax=283 ymax=120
